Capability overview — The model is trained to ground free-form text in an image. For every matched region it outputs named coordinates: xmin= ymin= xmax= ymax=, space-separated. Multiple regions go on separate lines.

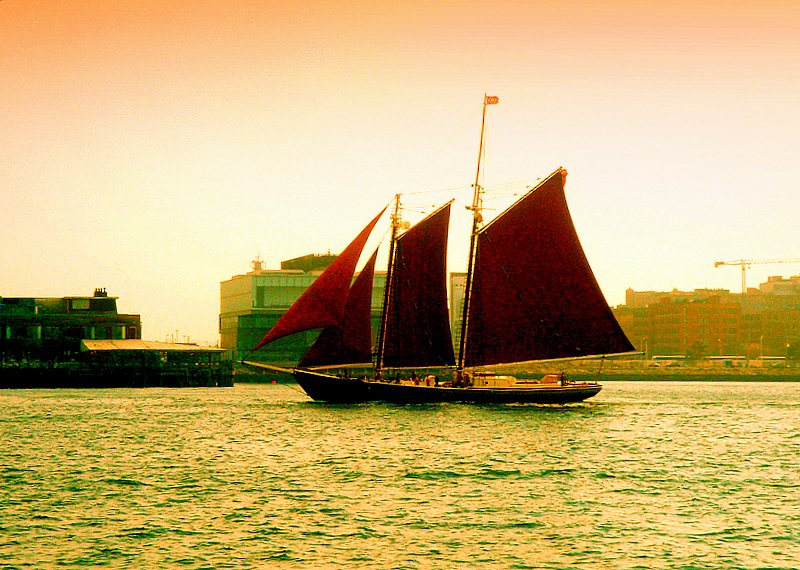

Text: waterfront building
xmin=220 ymin=256 xmax=386 ymax=364
xmin=615 ymin=276 xmax=800 ymax=360
xmin=222 ymin=254 xmax=800 ymax=365
xmin=741 ymin=276 xmax=800 ymax=358
xmin=0 ymin=288 xmax=141 ymax=362
xmin=222 ymin=267 xmax=490 ymax=365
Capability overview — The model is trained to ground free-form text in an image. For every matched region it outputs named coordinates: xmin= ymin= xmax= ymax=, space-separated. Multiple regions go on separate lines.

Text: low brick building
xmin=614 ymin=276 xmax=800 ymax=359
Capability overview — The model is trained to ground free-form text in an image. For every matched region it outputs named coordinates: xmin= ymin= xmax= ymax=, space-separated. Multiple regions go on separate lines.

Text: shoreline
xmin=515 ymin=360 xmax=800 ymax=383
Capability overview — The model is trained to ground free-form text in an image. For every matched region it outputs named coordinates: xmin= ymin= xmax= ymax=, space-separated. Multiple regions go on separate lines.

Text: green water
xmin=1 ymin=382 xmax=798 ymax=568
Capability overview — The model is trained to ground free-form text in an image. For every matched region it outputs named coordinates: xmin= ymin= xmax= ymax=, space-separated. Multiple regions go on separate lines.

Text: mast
xmin=458 ymin=94 xmax=496 ymax=370
xmin=375 ymin=194 xmax=401 ymax=373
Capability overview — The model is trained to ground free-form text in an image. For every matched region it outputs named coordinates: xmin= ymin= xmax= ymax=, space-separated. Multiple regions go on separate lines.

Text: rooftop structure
xmin=0 ymin=289 xmax=141 ymax=361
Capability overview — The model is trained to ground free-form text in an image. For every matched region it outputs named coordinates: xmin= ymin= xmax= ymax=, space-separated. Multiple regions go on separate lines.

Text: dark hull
xmin=293 ymin=369 xmax=602 ymax=404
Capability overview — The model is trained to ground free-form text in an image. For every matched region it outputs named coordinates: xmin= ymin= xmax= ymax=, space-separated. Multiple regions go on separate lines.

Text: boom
xmin=713 ymin=258 xmax=800 ymax=294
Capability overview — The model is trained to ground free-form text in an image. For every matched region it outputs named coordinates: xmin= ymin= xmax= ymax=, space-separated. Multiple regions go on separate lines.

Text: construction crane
xmin=713 ymin=258 xmax=800 ymax=294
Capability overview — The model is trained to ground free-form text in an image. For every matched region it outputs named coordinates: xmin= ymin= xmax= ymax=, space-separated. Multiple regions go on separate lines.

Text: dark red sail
xmin=382 ymin=202 xmax=456 ymax=368
xmin=255 ymin=207 xmax=385 ymax=350
xmin=298 ymin=248 xmax=378 ymax=368
xmin=463 ymin=168 xmax=634 ymax=367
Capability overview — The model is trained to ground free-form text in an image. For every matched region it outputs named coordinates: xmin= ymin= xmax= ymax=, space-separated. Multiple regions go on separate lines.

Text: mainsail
xmin=298 ymin=248 xmax=379 ymax=368
xmin=381 ymin=202 xmax=456 ymax=368
xmin=254 ymin=207 xmax=385 ymax=350
xmin=462 ymin=168 xmax=634 ymax=368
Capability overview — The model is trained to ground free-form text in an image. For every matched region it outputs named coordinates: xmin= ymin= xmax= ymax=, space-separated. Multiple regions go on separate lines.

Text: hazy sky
xmin=2 ymin=0 xmax=798 ymax=343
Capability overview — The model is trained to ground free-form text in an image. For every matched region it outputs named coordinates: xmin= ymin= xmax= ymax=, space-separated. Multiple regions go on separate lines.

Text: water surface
xmin=1 ymin=382 xmax=797 ymax=568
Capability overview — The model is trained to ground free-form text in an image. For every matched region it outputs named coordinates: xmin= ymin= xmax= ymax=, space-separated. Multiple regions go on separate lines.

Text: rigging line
xmin=401 ymin=184 xmax=473 ymax=198
xmin=402 ymin=178 xmax=533 ymax=200
xmin=392 ymin=192 xmax=458 ymax=219
xmin=365 ymin=197 xmax=396 ymax=250
xmin=376 ymin=223 xmax=393 ymax=246
xmin=483 ymin=190 xmax=524 ymax=200
xmin=284 ymin=379 xmax=308 ymax=397
xmin=404 ymin=182 xmax=472 ymax=194
xmin=402 ymin=205 xmax=447 ymax=216
xmin=595 ymin=355 xmax=606 ymax=382
xmin=485 ymin=180 xmax=540 ymax=193
xmin=396 ymin=106 xmax=479 ymax=191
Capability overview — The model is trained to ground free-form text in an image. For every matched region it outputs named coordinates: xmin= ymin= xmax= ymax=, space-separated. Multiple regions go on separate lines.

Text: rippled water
xmin=0 ymin=381 xmax=798 ymax=569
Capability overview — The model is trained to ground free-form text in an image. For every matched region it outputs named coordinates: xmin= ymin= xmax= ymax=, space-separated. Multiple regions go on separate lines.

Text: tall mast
xmin=376 ymin=193 xmax=401 ymax=373
xmin=458 ymin=94 xmax=496 ymax=370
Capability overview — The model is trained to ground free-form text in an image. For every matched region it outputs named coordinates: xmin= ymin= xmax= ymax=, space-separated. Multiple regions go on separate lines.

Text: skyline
xmin=2 ymin=0 xmax=798 ymax=344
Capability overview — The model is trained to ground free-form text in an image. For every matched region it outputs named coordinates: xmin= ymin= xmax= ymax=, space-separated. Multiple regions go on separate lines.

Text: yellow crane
xmin=713 ymin=258 xmax=800 ymax=294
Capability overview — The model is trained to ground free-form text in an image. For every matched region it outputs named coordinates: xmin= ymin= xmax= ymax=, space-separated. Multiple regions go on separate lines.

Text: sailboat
xmin=251 ymin=97 xmax=634 ymax=403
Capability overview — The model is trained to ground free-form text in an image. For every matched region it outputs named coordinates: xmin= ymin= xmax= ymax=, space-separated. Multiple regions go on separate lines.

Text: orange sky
xmin=2 ymin=0 xmax=799 ymax=343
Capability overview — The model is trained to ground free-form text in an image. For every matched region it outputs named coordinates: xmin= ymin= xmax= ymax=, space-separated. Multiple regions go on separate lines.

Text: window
xmin=71 ymin=299 xmax=90 ymax=311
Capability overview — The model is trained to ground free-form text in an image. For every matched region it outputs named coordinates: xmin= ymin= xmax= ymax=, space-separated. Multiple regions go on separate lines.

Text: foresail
xmin=254 ymin=207 xmax=386 ymax=350
xmin=298 ymin=248 xmax=378 ymax=368
xmin=382 ymin=202 xmax=456 ymax=368
xmin=463 ymin=168 xmax=634 ymax=367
